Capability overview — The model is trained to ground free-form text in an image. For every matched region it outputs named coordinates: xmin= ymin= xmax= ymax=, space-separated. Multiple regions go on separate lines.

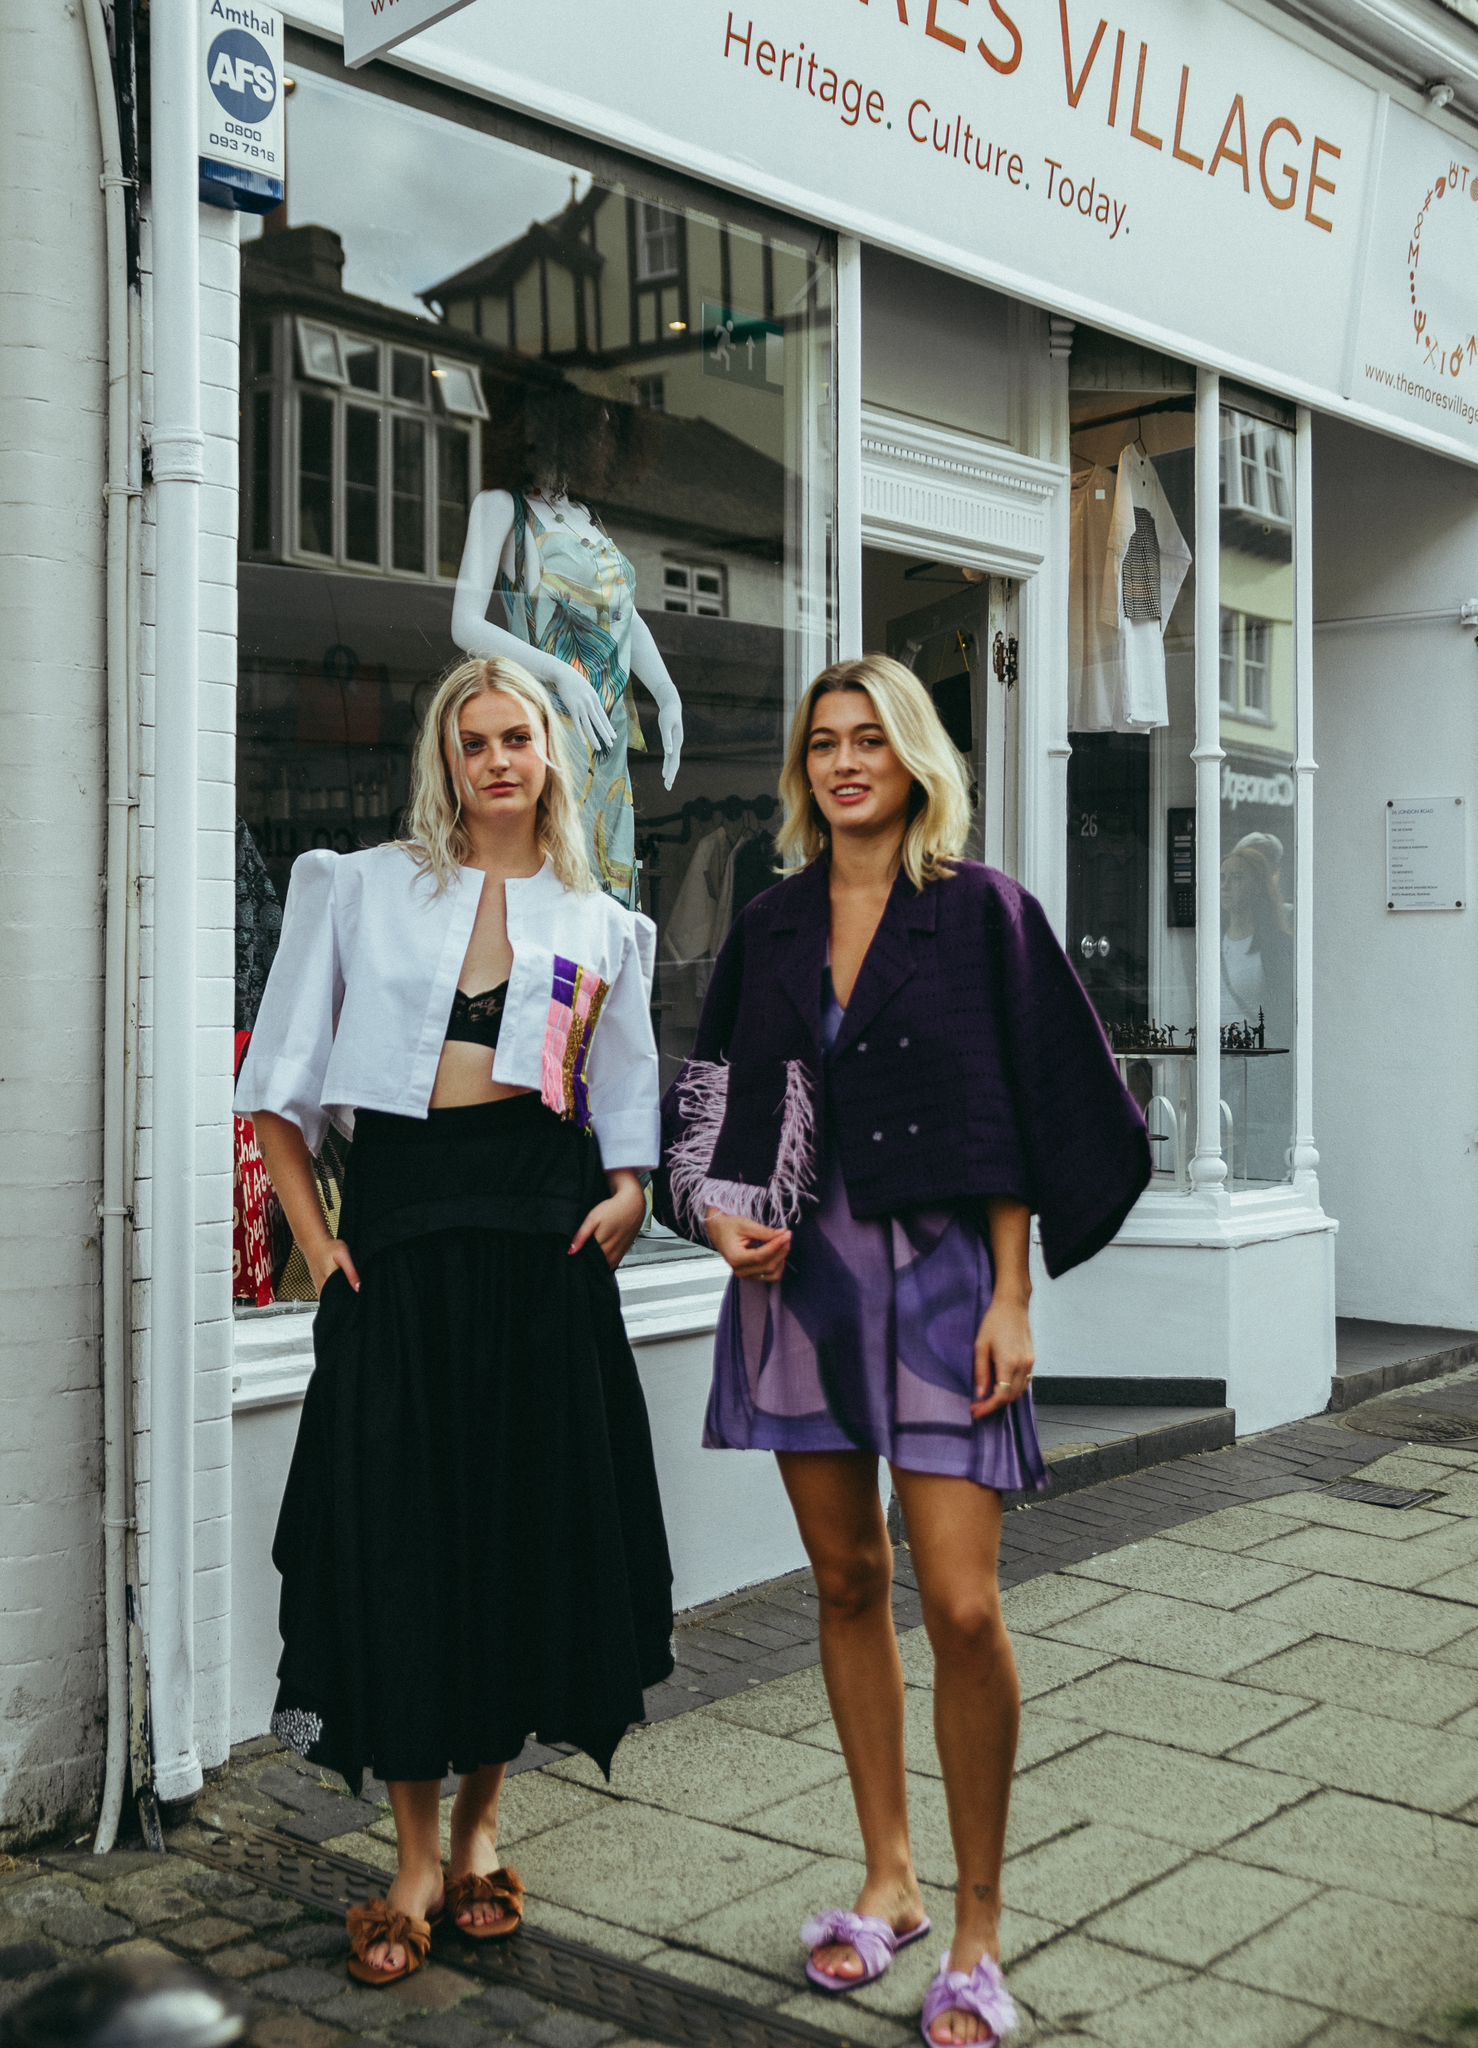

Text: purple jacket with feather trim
xmin=654 ymin=856 xmax=1151 ymax=1279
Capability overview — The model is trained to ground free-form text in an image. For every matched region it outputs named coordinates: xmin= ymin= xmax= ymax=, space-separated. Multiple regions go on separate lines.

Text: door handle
xmin=1079 ymin=934 xmax=1113 ymax=961
xmin=1096 ymin=936 xmax=1111 ymax=959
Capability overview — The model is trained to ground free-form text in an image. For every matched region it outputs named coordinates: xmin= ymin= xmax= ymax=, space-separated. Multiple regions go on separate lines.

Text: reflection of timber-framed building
xmin=3 ymin=0 xmax=1477 ymax=1845
xmin=236 ymin=215 xmax=790 ymax=905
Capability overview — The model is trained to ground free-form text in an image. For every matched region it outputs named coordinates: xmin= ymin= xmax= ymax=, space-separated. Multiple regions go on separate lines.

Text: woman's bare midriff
xmin=429 ymin=1042 xmax=535 ymax=1111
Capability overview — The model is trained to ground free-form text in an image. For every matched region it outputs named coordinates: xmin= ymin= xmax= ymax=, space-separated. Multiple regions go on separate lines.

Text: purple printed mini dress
xmin=705 ymin=974 xmax=1049 ymax=1492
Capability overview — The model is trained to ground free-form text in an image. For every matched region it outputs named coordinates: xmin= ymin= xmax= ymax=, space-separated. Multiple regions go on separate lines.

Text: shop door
xmin=882 ymin=575 xmax=1018 ymax=872
xmin=1066 ymin=733 xmax=1151 ymax=1028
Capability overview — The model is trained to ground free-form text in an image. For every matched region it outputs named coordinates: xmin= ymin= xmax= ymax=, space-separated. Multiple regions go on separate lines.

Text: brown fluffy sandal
xmin=345 ymin=1898 xmax=435 ymax=1986
xmin=444 ymin=1865 xmax=525 ymax=1941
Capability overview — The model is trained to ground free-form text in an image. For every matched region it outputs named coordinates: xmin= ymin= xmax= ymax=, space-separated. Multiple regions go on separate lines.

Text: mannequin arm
xmin=451 ymin=489 xmax=616 ymax=753
xmin=627 ymin=610 xmax=684 ymax=790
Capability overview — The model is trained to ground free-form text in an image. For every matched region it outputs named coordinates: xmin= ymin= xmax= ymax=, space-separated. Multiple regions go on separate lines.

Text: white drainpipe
xmin=148 ymin=0 xmax=205 ymax=1806
xmin=82 ymin=0 xmax=143 ymax=1856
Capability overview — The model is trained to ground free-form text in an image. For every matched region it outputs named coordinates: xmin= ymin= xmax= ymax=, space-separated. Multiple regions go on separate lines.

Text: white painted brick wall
xmin=132 ymin=197 xmax=242 ymax=1778
xmin=0 ymin=8 xmax=107 ymax=1845
xmin=0 ymin=7 xmax=245 ymax=1841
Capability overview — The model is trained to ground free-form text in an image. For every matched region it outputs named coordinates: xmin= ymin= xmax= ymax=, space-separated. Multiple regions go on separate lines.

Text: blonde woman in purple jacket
xmin=659 ymin=657 xmax=1149 ymax=2045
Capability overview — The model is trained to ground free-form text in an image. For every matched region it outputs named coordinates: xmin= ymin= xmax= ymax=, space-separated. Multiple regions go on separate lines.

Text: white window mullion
xmin=1192 ymin=366 xmax=1229 ymax=1206
xmin=1292 ymin=405 xmax=1318 ymax=1189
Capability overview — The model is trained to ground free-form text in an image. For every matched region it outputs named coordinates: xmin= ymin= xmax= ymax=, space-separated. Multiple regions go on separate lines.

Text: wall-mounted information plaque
xmin=1385 ymin=797 xmax=1467 ymax=912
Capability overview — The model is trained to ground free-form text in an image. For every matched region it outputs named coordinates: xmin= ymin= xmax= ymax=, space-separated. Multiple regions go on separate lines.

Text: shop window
xmin=1220 ymin=408 xmax=1297 ymax=1186
xmin=1066 ymin=345 xmax=1198 ymax=1189
xmin=662 ymin=560 xmax=727 ymax=617
xmin=635 ymin=201 xmax=681 ymax=280
xmin=233 ymin=59 xmax=835 ymax=1300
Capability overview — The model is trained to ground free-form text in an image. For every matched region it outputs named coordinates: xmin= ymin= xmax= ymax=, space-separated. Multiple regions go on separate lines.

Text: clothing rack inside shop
xmin=638 ymin=793 xmax=779 ymax=930
xmin=641 ymin=792 xmax=777 ymax=840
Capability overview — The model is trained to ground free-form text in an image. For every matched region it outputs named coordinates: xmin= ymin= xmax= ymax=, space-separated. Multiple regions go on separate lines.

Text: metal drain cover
xmin=1320 ymin=1479 xmax=1443 ymax=1510
xmin=183 ymin=1828 xmax=854 ymax=2048
xmin=1339 ymin=1400 xmax=1478 ymax=1445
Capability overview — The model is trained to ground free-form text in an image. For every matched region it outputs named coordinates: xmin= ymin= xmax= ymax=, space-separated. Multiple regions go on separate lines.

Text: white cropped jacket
xmin=234 ymin=844 xmax=660 ymax=1170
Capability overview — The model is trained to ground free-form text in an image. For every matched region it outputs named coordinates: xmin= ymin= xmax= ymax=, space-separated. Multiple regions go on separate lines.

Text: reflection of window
xmin=344 ymin=338 xmax=381 ymax=392
xmin=296 ymin=318 xmax=348 ymax=385
xmin=391 ymin=348 xmax=428 ymax=405
xmin=635 ymin=201 xmax=681 ymax=280
xmin=431 ymin=356 xmax=489 ymax=420
xmin=632 ymin=374 xmax=666 ymax=411
xmin=436 ymin=423 xmax=471 ymax=579
xmin=662 ymin=560 xmax=726 ymax=616
xmin=1242 ymin=618 xmax=1271 ymax=718
xmin=1220 ymin=609 xmax=1274 ymax=722
xmin=1220 ymin=415 xmax=1291 ymax=525
xmin=296 ymin=392 xmax=334 ymax=556
xmin=1219 ymin=609 xmax=1237 ymax=711
xmin=265 ymin=327 xmax=480 ymax=578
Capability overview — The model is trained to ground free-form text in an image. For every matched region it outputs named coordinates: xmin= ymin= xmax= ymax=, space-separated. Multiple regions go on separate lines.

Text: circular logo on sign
xmin=1407 ymin=159 xmax=1478 ymax=382
xmin=207 ymin=28 xmax=277 ymax=127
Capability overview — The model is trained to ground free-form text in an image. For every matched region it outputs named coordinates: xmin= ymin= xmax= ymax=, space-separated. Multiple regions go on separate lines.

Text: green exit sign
xmin=702 ymin=302 xmax=783 ymax=391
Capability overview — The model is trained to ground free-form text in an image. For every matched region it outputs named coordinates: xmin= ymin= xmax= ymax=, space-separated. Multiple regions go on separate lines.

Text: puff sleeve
xmin=584 ymin=911 xmax=661 ymax=1172
xmin=994 ymin=883 xmax=1152 ymax=1277
xmin=232 ymin=848 xmax=342 ymax=1154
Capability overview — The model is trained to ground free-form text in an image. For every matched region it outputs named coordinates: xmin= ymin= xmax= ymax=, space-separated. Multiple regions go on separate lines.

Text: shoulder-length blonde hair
xmin=401 ymin=656 xmax=594 ymax=893
xmin=776 ymin=654 xmax=973 ymax=890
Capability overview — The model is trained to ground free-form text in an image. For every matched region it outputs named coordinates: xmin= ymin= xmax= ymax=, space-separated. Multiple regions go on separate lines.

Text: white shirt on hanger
xmin=1070 ymin=446 xmax=1191 ymax=734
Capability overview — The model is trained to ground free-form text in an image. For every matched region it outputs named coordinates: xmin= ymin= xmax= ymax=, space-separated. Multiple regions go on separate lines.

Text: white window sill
xmin=231 ymin=1247 xmax=730 ymax=1413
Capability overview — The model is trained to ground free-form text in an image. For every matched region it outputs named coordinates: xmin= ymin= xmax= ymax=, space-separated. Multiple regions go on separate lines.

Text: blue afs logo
xmin=207 ymin=28 xmax=277 ymax=126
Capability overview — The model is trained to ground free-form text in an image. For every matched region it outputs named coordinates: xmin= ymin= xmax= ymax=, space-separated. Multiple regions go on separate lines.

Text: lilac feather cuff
xmin=666 ymin=1057 xmax=816 ymax=1240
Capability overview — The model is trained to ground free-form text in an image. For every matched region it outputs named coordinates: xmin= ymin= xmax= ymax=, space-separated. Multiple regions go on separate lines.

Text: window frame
xmin=249 ymin=315 xmax=481 ymax=582
xmin=634 ymin=199 xmax=682 ymax=281
xmin=660 ymin=556 xmax=729 ymax=618
xmin=1218 ymin=607 xmax=1277 ymax=725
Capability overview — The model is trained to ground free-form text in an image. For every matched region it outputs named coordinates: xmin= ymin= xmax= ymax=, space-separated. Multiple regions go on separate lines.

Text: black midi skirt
xmin=270 ymin=1095 xmax=675 ymax=1792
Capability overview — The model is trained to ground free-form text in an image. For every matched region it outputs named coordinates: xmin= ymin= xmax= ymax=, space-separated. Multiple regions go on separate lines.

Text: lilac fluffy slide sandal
xmin=801 ymin=1908 xmax=932 ymax=1993
xmin=919 ymin=1952 xmax=1018 ymax=2044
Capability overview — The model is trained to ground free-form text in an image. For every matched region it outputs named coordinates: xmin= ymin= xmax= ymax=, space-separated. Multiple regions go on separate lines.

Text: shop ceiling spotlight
xmin=1424 ymin=80 xmax=1457 ymax=108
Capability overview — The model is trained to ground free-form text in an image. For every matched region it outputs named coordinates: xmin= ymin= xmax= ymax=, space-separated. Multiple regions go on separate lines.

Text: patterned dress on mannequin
xmin=496 ymin=495 xmax=644 ymax=905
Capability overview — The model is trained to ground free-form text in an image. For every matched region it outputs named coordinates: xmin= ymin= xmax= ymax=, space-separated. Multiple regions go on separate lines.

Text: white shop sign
xmin=343 ymin=0 xmax=474 ymax=67
xmin=1385 ymin=796 xmax=1468 ymax=911
xmin=199 ymin=0 xmax=284 ymax=213
xmin=326 ymin=0 xmax=1478 ymax=465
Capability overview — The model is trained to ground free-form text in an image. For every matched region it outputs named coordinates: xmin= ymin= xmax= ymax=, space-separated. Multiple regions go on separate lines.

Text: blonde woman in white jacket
xmin=236 ymin=658 xmax=673 ymax=1988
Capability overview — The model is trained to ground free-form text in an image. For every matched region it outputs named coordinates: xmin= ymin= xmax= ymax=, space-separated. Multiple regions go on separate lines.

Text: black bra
xmin=445 ymin=981 xmax=509 ymax=1051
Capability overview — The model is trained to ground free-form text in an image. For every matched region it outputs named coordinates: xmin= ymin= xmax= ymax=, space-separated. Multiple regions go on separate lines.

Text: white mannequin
xmin=451 ymin=487 xmax=684 ymax=788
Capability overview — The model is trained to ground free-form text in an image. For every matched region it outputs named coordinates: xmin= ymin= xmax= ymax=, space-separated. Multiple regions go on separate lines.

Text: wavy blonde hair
xmin=776 ymin=654 xmax=973 ymax=890
xmin=401 ymin=656 xmax=594 ymax=893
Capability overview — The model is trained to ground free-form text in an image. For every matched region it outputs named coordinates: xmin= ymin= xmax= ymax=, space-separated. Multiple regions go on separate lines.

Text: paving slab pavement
xmin=4 ymin=1370 xmax=1478 ymax=2045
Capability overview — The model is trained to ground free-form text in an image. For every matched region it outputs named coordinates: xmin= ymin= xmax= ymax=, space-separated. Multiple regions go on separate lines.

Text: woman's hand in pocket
xmin=706 ymin=1210 xmax=792 ymax=1284
xmin=309 ymin=1238 xmax=361 ymax=1297
xmin=570 ymin=1170 xmax=648 ymax=1269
